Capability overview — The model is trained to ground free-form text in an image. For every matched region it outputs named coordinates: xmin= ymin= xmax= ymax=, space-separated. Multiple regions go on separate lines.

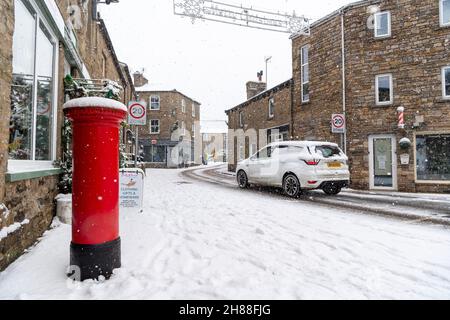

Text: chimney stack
xmin=133 ymin=71 xmax=148 ymax=87
xmin=246 ymin=81 xmax=267 ymax=100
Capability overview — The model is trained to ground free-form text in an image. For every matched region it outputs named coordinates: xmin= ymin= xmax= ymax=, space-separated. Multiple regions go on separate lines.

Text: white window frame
xmin=181 ymin=99 xmax=186 ymax=113
xmin=374 ymin=11 xmax=391 ymax=38
xmin=192 ymin=124 xmax=196 ymax=137
xmin=150 ymin=119 xmax=160 ymax=134
xmin=150 ymin=95 xmax=160 ymax=110
xmin=300 ymin=45 xmax=310 ymax=103
xmin=375 ymin=74 xmax=393 ymax=106
xmin=440 ymin=0 xmax=450 ymax=27
xmin=442 ymin=66 xmax=450 ymax=99
xmin=268 ymin=97 xmax=275 ymax=118
xmin=8 ymin=0 xmax=59 ymax=173
xmin=192 ymin=103 xmax=196 ymax=117
xmin=239 ymin=111 xmax=244 ymax=128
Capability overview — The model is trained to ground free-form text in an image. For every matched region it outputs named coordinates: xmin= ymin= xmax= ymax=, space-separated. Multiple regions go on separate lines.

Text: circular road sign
xmin=332 ymin=114 xmax=345 ymax=129
xmin=129 ymin=103 xmax=146 ymax=120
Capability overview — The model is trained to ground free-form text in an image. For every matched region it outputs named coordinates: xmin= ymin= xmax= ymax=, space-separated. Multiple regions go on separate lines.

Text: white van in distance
xmin=236 ymin=141 xmax=350 ymax=197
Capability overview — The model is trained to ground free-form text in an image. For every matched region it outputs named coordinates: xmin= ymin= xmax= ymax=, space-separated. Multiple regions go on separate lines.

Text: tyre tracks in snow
xmin=181 ymin=165 xmax=450 ymax=227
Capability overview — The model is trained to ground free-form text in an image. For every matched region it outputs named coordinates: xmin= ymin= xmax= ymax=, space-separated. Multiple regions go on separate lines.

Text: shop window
xmin=144 ymin=145 xmax=166 ymax=163
xmin=416 ymin=134 xmax=450 ymax=182
xmin=9 ymin=0 xmax=57 ymax=166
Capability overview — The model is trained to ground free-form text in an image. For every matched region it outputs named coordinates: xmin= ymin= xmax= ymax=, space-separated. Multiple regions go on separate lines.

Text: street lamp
xmin=265 ymin=56 xmax=272 ymax=85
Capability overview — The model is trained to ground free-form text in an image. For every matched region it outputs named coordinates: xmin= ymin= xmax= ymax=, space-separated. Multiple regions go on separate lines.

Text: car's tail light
xmin=304 ymin=159 xmax=320 ymax=166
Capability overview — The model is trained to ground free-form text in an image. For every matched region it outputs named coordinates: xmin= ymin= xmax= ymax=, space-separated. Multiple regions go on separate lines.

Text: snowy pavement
xmin=0 ymin=168 xmax=450 ymax=299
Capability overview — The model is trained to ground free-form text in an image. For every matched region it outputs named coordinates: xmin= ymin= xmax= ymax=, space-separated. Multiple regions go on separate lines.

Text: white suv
xmin=236 ymin=141 xmax=350 ymax=197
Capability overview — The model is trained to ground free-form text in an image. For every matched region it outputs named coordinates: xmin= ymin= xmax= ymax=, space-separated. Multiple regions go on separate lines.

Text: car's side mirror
xmin=250 ymin=156 xmax=256 ymax=161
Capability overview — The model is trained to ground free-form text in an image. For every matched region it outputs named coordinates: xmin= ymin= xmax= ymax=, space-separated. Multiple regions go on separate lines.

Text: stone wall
xmin=226 ymin=80 xmax=292 ymax=171
xmin=0 ymin=176 xmax=58 ymax=271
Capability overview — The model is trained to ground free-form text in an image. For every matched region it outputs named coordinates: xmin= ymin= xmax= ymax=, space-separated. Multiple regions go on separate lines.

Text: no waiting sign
xmin=332 ymin=114 xmax=346 ymax=133
xmin=128 ymin=101 xmax=147 ymax=126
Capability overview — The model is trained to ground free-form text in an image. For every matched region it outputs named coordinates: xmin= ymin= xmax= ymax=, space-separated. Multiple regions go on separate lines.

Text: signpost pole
xmin=135 ymin=127 xmax=139 ymax=167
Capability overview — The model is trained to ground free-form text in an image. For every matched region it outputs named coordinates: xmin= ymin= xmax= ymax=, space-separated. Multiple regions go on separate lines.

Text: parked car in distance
xmin=236 ymin=141 xmax=350 ymax=197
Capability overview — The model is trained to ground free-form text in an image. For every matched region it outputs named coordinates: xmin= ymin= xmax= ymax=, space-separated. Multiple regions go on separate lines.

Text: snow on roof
xmin=63 ymin=97 xmax=127 ymax=112
xmin=135 ymin=83 xmax=177 ymax=92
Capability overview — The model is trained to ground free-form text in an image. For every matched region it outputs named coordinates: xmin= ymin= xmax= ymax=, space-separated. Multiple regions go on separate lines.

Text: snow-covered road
xmin=0 ymin=168 xmax=450 ymax=299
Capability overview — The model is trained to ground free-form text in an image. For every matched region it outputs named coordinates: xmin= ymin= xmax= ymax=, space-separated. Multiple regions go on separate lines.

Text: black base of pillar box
xmin=69 ymin=238 xmax=121 ymax=281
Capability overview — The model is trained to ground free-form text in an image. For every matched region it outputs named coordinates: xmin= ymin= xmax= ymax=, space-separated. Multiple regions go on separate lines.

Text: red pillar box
xmin=63 ymin=97 xmax=127 ymax=281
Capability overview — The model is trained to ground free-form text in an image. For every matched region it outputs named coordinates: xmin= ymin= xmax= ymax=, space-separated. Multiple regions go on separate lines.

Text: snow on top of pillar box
xmin=63 ymin=97 xmax=127 ymax=112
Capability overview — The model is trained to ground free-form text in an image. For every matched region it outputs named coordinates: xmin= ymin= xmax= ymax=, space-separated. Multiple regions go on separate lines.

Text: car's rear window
xmin=314 ymin=145 xmax=342 ymax=158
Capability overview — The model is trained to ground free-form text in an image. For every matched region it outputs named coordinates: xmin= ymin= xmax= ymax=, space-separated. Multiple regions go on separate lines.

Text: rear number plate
xmin=327 ymin=162 xmax=342 ymax=168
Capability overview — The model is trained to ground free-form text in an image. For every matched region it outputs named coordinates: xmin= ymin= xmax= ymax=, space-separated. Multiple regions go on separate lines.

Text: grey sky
xmin=99 ymin=0 xmax=359 ymax=121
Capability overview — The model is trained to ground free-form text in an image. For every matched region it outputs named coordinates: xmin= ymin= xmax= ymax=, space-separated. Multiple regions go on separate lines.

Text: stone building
xmin=226 ymin=79 xmax=293 ymax=171
xmin=292 ymin=0 xmax=450 ymax=193
xmin=133 ymin=72 xmax=202 ymax=168
xmin=0 ymin=0 xmax=134 ymax=271
xmin=227 ymin=0 xmax=450 ymax=193
xmin=201 ymin=120 xmax=228 ymax=164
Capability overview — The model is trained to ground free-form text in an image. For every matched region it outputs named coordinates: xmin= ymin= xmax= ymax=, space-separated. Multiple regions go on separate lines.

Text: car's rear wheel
xmin=237 ymin=170 xmax=249 ymax=189
xmin=283 ymin=174 xmax=301 ymax=198
xmin=322 ymin=183 xmax=342 ymax=195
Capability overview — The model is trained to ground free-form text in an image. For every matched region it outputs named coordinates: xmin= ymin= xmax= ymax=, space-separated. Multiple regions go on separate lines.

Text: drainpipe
xmin=340 ymin=10 xmax=347 ymax=154
xmin=290 ymin=79 xmax=295 ymax=140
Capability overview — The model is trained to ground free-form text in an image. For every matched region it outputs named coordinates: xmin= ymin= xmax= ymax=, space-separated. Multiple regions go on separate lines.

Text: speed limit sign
xmin=332 ymin=114 xmax=346 ymax=133
xmin=128 ymin=101 xmax=147 ymax=126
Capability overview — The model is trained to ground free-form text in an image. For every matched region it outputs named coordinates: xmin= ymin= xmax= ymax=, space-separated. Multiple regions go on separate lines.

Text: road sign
xmin=128 ymin=101 xmax=147 ymax=126
xmin=151 ymin=139 xmax=158 ymax=145
xmin=332 ymin=114 xmax=346 ymax=133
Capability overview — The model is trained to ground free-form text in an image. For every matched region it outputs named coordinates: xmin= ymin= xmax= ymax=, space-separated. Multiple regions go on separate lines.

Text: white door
xmin=369 ymin=135 xmax=397 ymax=190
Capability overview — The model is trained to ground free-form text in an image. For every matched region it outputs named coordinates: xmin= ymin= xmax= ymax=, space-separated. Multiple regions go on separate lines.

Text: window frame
xmin=440 ymin=0 xmax=450 ymax=27
xmin=8 ymin=0 xmax=59 ymax=173
xmin=150 ymin=95 xmax=160 ymax=110
xmin=300 ymin=45 xmax=310 ymax=103
xmin=192 ymin=123 xmax=195 ymax=138
xmin=442 ymin=66 xmax=450 ymax=99
xmin=268 ymin=97 xmax=275 ymax=118
xmin=239 ymin=111 xmax=244 ymax=128
xmin=374 ymin=11 xmax=391 ymax=38
xmin=150 ymin=119 xmax=160 ymax=134
xmin=414 ymin=131 xmax=450 ymax=185
xmin=192 ymin=103 xmax=196 ymax=117
xmin=375 ymin=74 xmax=393 ymax=106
